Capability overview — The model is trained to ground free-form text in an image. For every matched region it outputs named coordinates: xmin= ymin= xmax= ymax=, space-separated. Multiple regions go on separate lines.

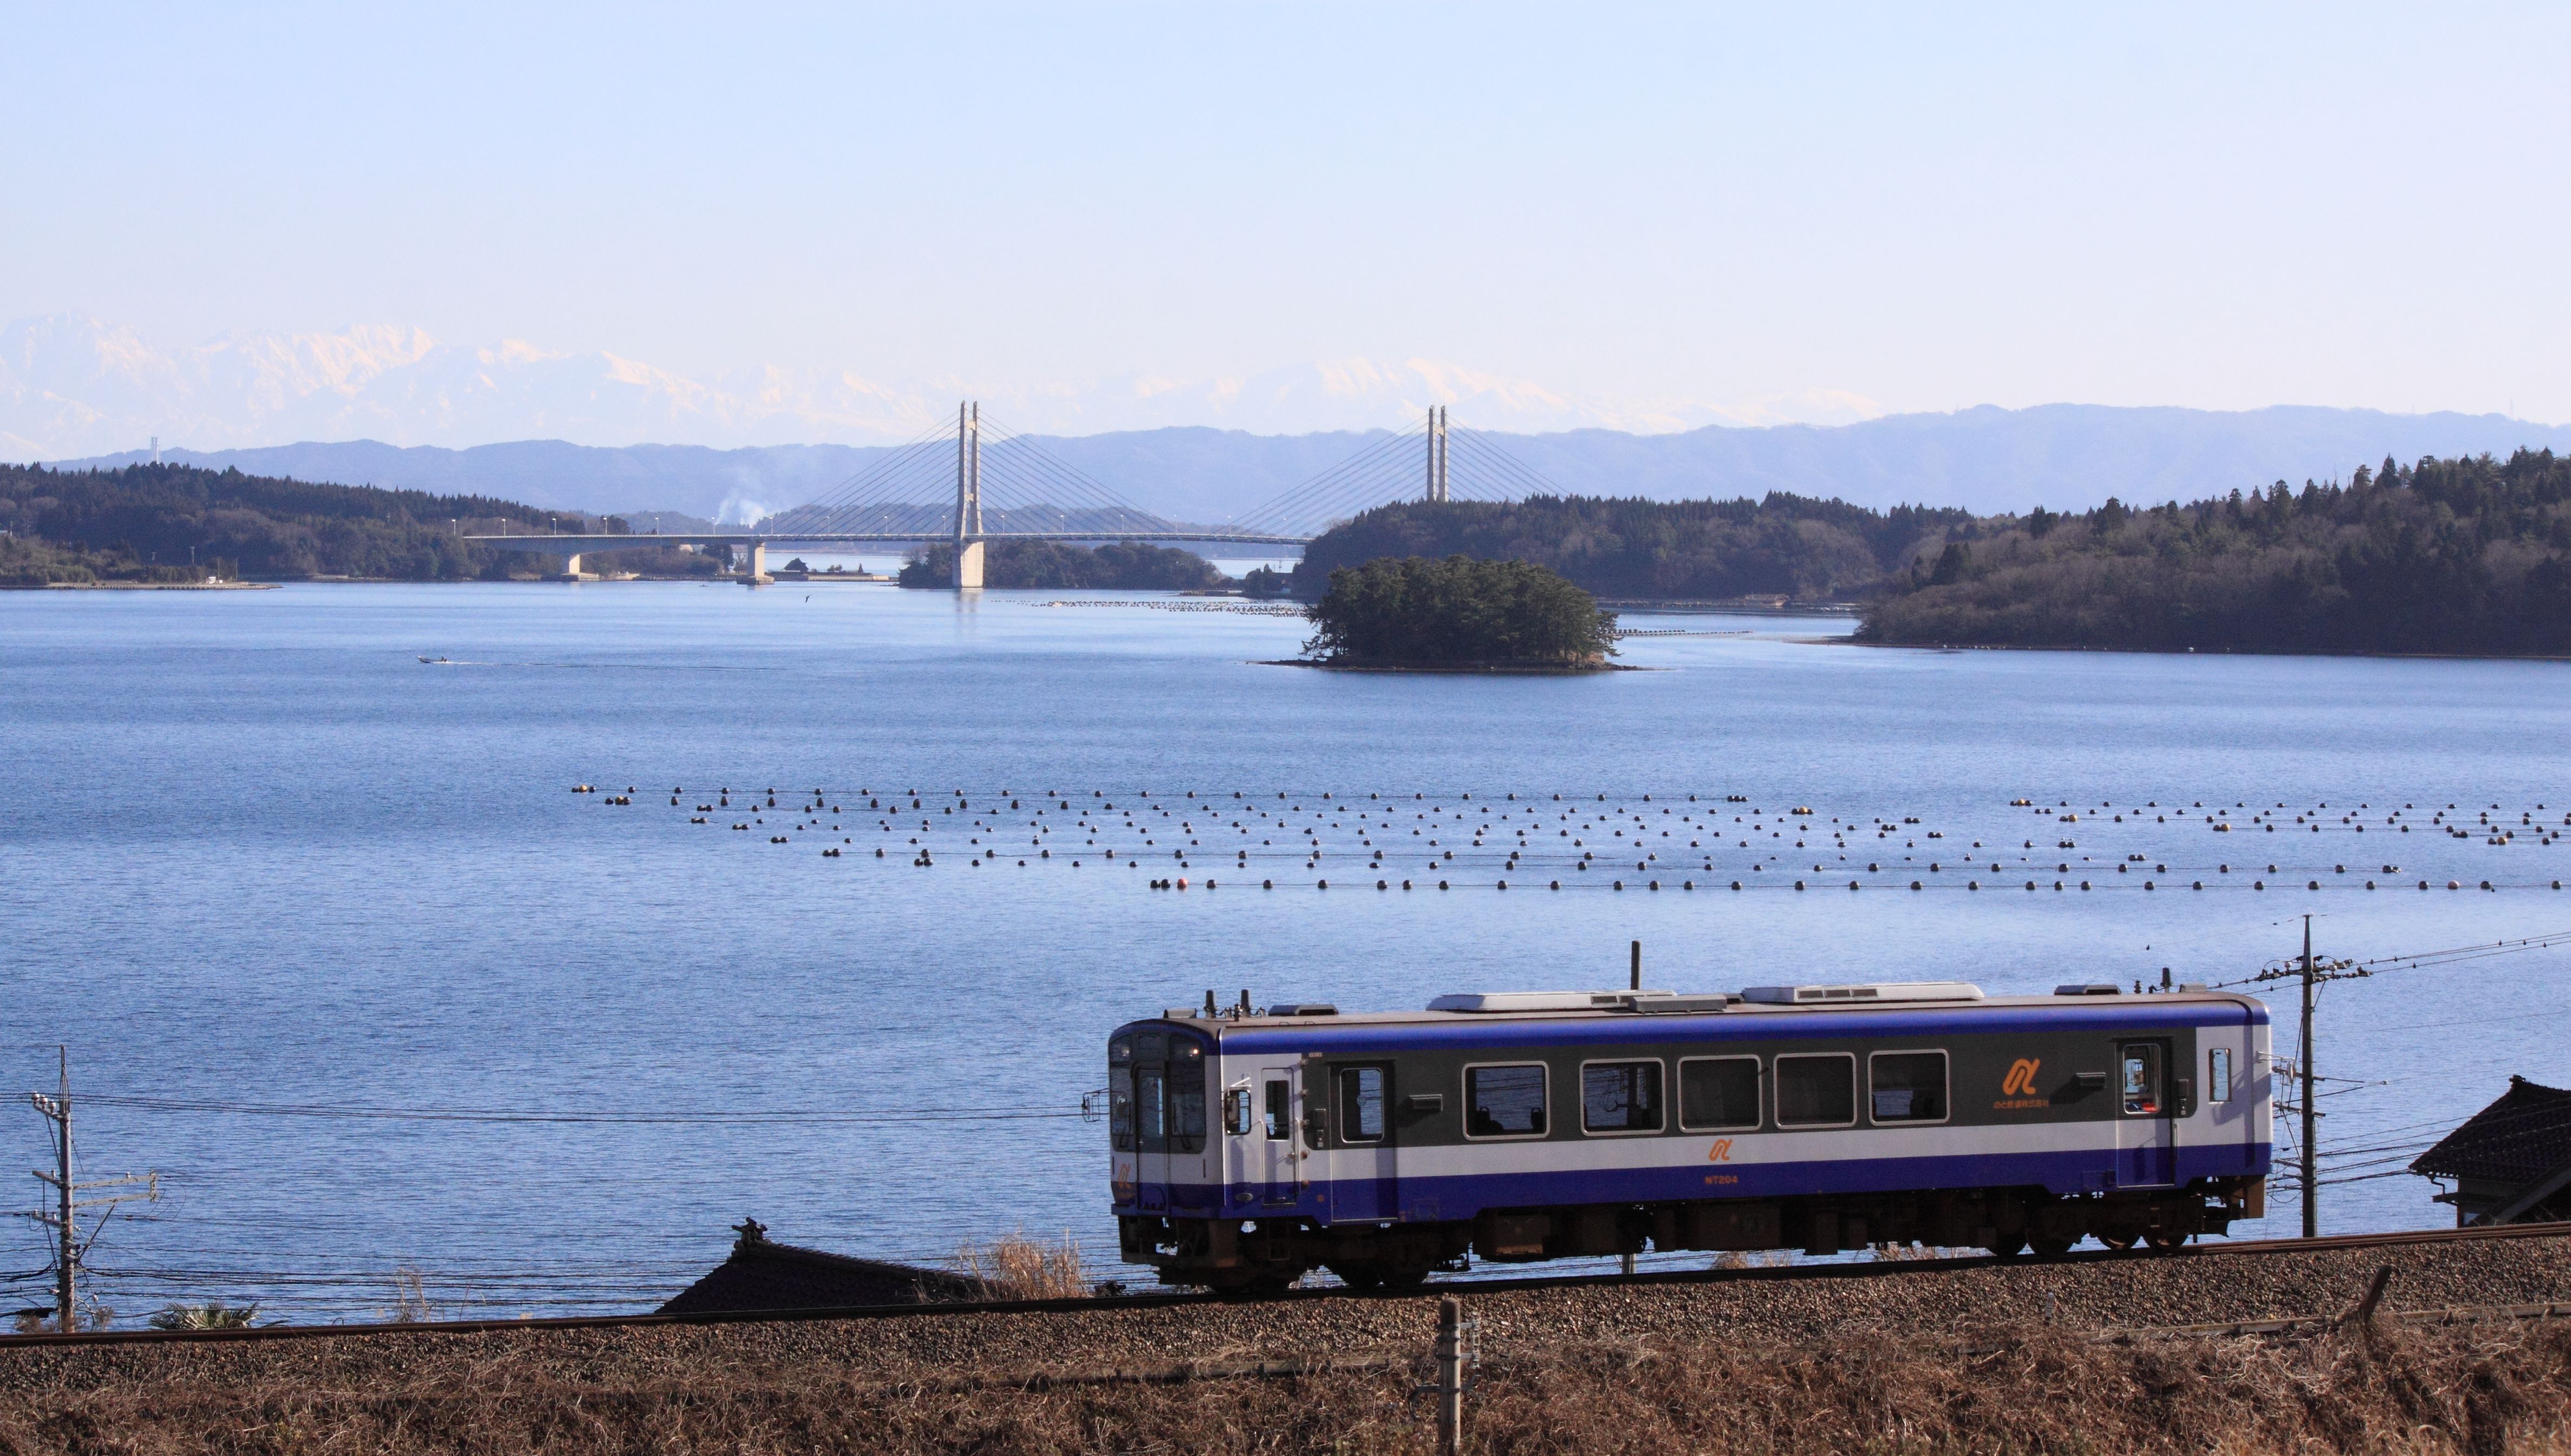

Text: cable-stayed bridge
xmin=468 ymin=402 xmax=1552 ymax=585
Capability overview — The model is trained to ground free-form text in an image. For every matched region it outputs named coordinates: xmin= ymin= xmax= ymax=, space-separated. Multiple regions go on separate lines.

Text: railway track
xmin=6 ymin=1218 xmax=2565 ymax=1350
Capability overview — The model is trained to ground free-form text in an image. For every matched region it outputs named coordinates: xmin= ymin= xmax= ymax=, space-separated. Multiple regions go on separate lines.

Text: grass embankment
xmin=6 ymin=1233 xmax=2570 ymax=1453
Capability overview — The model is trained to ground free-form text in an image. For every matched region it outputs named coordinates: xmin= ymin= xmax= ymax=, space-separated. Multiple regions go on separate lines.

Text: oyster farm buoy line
xmin=573 ymin=784 xmax=2571 ymax=899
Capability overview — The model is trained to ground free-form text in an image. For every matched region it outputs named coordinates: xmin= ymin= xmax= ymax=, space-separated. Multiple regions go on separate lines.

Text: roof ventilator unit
xmin=1263 ymin=1002 xmax=1339 ymax=1017
xmin=1739 ymin=982 xmax=1985 ymax=1005
xmin=2055 ymin=983 xmax=2122 ymax=996
xmin=1428 ymin=990 xmax=1729 ymax=1014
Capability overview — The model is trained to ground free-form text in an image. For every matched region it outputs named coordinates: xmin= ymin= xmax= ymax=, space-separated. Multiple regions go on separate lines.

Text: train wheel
xmin=2030 ymin=1235 xmax=2077 ymax=1258
xmin=2144 ymin=1232 xmax=2189 ymax=1252
xmin=1378 ymin=1265 xmax=1431 ymax=1292
xmin=1244 ymin=1272 xmax=1297 ymax=1296
xmin=1984 ymin=1234 xmax=2028 ymax=1259
xmin=2097 ymin=1232 xmax=2139 ymax=1252
xmin=1328 ymin=1264 xmax=1385 ymax=1291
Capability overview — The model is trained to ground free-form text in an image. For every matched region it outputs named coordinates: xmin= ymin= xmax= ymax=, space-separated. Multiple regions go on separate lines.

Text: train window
xmin=1136 ymin=1065 xmax=1167 ymax=1149
xmin=1678 ymin=1057 xmax=1761 ymax=1131
xmin=1464 ymin=1064 xmax=1548 ymax=1138
xmin=1135 ymin=1032 xmax=1165 ymax=1061
xmin=1774 ymin=1053 xmax=1857 ymax=1127
xmin=1224 ymin=1086 xmax=1254 ymax=1137
xmin=2208 ymin=1048 xmax=2233 ymax=1103
xmin=1868 ymin=1051 xmax=1948 ymax=1124
xmin=1110 ymin=1075 xmax=1137 ymax=1151
xmin=2120 ymin=1043 xmax=2164 ymax=1117
xmin=1339 ymin=1066 xmax=1388 ymax=1143
xmin=1581 ymin=1060 xmax=1664 ymax=1134
xmin=1264 ymin=1079 xmax=1292 ymax=1139
xmin=1170 ymin=1046 xmax=1207 ymax=1152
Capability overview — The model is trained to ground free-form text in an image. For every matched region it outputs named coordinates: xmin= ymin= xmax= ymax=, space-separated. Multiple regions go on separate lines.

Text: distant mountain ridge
xmin=1 ymin=313 xmax=1807 ymax=462
xmin=48 ymin=406 xmax=2571 ymax=526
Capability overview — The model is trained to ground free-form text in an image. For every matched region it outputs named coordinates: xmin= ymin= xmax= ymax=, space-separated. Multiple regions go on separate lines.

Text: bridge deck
xmin=466 ymin=532 xmax=1311 ymax=549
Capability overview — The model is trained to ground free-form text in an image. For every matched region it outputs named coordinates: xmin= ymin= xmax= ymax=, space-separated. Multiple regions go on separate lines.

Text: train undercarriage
xmin=1121 ymin=1177 xmax=2264 ymax=1291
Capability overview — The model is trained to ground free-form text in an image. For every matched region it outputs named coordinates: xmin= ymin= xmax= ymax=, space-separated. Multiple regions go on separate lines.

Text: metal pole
xmin=1624 ymin=940 xmax=1641 ymax=1274
xmin=2314 ymin=915 xmax=2334 ymax=1245
xmin=968 ymin=403 xmax=982 ymax=536
xmin=43 ymin=1050 xmax=73 ymax=1328
xmin=955 ymin=401 xmax=969 ymax=551
xmin=1435 ymin=1295 xmax=1463 ymax=1456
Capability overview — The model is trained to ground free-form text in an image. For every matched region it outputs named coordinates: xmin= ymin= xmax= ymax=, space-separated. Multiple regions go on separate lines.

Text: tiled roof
xmin=657 ymin=1223 xmax=981 ymax=1315
xmin=2410 ymin=1077 xmax=2571 ymax=1186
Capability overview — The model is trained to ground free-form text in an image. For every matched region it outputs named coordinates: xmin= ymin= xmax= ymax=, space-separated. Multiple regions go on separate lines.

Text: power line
xmin=73 ymin=1093 xmax=1090 ymax=1125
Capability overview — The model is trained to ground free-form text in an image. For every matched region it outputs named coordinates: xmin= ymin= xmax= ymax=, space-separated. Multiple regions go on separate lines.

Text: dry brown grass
xmin=1 ymin=1319 xmax=2568 ymax=1453
xmin=952 ymin=1231 xmax=1091 ymax=1301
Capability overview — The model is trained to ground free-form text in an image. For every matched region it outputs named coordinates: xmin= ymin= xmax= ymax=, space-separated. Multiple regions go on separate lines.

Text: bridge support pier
xmin=743 ymin=541 xmax=771 ymax=585
xmin=561 ymin=552 xmax=583 ymax=578
xmin=954 ymin=539 xmax=985 ymax=589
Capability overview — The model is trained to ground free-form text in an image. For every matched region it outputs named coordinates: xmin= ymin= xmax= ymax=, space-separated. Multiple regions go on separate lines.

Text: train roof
xmin=1117 ymin=981 xmax=2268 ymax=1045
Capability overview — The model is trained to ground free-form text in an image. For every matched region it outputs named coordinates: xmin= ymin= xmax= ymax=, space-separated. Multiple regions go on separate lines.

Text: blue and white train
xmin=1109 ymin=981 xmax=2272 ymax=1289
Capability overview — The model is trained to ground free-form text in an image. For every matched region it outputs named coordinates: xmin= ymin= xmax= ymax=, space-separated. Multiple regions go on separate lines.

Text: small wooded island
xmin=1296 ymin=555 xmax=1621 ymax=670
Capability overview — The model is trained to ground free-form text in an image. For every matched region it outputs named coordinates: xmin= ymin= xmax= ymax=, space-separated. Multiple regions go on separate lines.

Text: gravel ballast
xmin=5 ymin=1230 xmax=2569 ymax=1398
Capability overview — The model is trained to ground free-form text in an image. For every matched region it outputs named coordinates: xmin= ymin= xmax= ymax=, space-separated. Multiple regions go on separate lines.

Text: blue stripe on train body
xmin=1110 ymin=994 xmax=2273 ymax=1225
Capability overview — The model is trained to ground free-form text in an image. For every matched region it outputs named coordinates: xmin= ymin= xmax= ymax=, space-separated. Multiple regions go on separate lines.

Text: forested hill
xmin=0 ymin=463 xmax=587 ymax=582
xmin=1858 ymin=450 xmax=2571 ymax=655
xmin=1291 ymin=495 xmax=1973 ymax=601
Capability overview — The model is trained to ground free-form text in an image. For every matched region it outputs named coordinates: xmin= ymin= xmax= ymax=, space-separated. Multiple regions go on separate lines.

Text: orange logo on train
xmin=1706 ymin=1138 xmax=1734 ymax=1163
xmin=2001 ymin=1058 xmax=2042 ymax=1097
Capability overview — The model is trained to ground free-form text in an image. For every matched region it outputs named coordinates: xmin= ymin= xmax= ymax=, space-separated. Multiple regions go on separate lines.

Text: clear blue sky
xmin=6 ymin=2 xmax=2568 ymax=422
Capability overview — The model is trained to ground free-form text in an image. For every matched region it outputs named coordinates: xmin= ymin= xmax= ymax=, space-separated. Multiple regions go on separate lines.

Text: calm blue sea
xmin=4 ymin=581 xmax=2569 ymax=1322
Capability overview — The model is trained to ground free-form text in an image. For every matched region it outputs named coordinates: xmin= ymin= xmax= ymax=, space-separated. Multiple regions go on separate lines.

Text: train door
xmin=1321 ymin=1062 xmax=1397 ymax=1222
xmin=1132 ymin=1031 xmax=1170 ymax=1212
xmin=1244 ymin=1059 xmax=1303 ymax=1207
xmin=2116 ymin=1040 xmax=2176 ymax=1187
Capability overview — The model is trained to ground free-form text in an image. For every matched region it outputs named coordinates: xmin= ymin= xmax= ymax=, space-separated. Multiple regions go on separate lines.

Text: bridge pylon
xmin=1425 ymin=405 xmax=1449 ymax=503
xmin=954 ymin=401 xmax=985 ymax=589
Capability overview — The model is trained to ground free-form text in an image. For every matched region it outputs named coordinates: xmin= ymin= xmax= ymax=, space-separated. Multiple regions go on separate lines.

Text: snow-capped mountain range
xmin=0 ymin=314 xmax=1871 ymax=460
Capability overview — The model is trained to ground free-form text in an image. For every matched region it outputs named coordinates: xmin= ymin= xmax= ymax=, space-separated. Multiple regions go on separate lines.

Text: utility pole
xmin=23 ymin=1050 xmax=158 ymax=1332
xmin=1625 ymin=939 xmax=1641 ymax=1275
xmin=2300 ymin=915 xmax=2317 ymax=1238
xmin=35 ymin=1051 xmax=70 ymax=1327
xmin=2245 ymin=919 xmax=2362 ymax=1239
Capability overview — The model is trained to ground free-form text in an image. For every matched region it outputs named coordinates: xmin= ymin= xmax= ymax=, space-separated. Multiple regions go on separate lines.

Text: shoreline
xmin=1853 ymin=637 xmax=2571 ymax=664
xmin=1257 ymin=659 xmax=1645 ymax=674
xmin=4 ymin=581 xmax=276 ymax=591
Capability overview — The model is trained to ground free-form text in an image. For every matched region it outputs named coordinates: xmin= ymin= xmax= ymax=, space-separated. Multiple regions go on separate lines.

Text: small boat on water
xmin=418 ymin=654 xmax=451 ymax=664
